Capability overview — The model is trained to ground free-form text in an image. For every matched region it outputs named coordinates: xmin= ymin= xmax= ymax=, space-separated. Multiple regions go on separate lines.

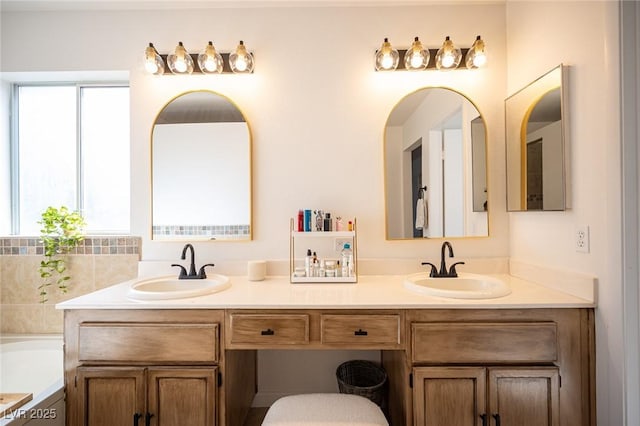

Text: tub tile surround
xmin=0 ymin=236 xmax=141 ymax=334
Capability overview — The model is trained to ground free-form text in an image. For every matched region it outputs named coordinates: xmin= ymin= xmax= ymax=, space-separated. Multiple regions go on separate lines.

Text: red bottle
xmin=297 ymin=210 xmax=304 ymax=232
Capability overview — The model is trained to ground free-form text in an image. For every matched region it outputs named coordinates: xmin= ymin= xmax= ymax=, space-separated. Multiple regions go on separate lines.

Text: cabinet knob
xmin=261 ymin=328 xmax=275 ymax=336
xmin=354 ymin=329 xmax=368 ymax=336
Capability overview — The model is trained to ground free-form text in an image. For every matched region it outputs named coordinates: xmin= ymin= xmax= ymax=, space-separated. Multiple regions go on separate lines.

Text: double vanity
xmin=58 ymin=255 xmax=595 ymax=426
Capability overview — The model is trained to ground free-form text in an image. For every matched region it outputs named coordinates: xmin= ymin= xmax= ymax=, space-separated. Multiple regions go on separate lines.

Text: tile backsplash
xmin=1 ymin=236 xmax=140 ymax=255
xmin=0 ymin=236 xmax=141 ymax=334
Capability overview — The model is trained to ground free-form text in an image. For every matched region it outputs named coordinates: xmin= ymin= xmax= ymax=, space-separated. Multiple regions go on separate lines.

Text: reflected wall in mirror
xmin=384 ymin=87 xmax=489 ymax=239
xmin=505 ymin=64 xmax=568 ymax=211
xmin=152 ymin=90 xmax=252 ymax=240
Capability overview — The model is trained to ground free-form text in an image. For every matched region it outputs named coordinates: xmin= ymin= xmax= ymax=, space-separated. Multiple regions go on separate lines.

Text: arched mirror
xmin=151 ymin=90 xmax=252 ymax=240
xmin=384 ymin=87 xmax=489 ymax=239
xmin=505 ymin=64 xmax=568 ymax=211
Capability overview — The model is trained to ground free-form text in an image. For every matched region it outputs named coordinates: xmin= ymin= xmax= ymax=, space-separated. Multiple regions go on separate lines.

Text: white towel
xmin=415 ymin=198 xmax=428 ymax=230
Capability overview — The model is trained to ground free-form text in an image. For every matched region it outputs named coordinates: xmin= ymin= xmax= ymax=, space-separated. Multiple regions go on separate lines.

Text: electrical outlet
xmin=575 ymin=226 xmax=590 ymax=253
xmin=334 ymin=238 xmax=351 ymax=252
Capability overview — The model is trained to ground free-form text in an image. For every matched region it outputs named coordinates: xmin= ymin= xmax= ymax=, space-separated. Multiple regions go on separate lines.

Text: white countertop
xmin=56 ymin=274 xmax=595 ymax=310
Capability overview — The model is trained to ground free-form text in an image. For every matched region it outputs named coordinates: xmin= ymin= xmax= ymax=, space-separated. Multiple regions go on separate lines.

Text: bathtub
xmin=0 ymin=335 xmax=64 ymax=426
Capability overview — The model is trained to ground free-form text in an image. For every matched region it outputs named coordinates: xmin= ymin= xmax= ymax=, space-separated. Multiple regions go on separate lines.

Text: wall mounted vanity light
xmin=374 ymin=35 xmax=487 ymax=71
xmin=167 ymin=42 xmax=195 ymax=74
xmin=375 ymin=38 xmax=400 ymax=71
xmin=465 ymin=35 xmax=488 ymax=69
xmin=198 ymin=41 xmax=224 ymax=74
xmin=144 ymin=40 xmax=255 ymax=75
xmin=435 ymin=36 xmax=462 ymax=70
xmin=404 ymin=37 xmax=430 ymax=71
xmin=144 ymin=43 xmax=165 ymax=75
xmin=229 ymin=41 xmax=255 ymax=73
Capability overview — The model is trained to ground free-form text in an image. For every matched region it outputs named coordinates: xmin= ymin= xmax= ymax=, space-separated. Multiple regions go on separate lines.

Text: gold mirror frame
xmin=150 ymin=90 xmax=253 ymax=241
xmin=383 ymin=86 xmax=490 ymax=240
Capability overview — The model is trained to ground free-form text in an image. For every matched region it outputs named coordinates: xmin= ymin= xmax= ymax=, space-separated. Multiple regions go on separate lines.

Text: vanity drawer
xmin=78 ymin=322 xmax=219 ymax=363
xmin=228 ymin=314 xmax=310 ymax=345
xmin=321 ymin=314 xmax=401 ymax=347
xmin=412 ymin=322 xmax=558 ymax=363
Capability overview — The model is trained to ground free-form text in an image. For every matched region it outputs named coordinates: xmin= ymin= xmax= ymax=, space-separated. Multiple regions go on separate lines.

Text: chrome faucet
xmin=171 ymin=243 xmax=215 ymax=279
xmin=421 ymin=241 xmax=465 ymax=278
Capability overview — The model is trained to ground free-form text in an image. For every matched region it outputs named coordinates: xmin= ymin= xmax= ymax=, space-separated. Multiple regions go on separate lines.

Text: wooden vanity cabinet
xmin=76 ymin=366 xmax=217 ymax=426
xmin=65 ymin=307 xmax=593 ymax=426
xmin=412 ymin=366 xmax=559 ymax=426
xmin=395 ymin=309 xmax=595 ymax=426
xmin=63 ymin=310 xmax=242 ymax=426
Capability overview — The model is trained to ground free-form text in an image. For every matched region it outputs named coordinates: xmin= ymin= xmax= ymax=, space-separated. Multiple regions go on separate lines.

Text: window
xmin=13 ymin=84 xmax=130 ymax=235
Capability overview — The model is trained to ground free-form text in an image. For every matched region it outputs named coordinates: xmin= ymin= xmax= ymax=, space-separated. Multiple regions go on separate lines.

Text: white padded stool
xmin=261 ymin=393 xmax=388 ymax=426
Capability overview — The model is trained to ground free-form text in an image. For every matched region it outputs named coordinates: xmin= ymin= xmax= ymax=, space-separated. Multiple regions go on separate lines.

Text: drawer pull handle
xmin=492 ymin=414 xmax=501 ymax=426
xmin=133 ymin=413 xmax=143 ymax=426
xmin=145 ymin=413 xmax=154 ymax=426
xmin=480 ymin=414 xmax=488 ymax=426
xmin=354 ymin=329 xmax=368 ymax=336
xmin=261 ymin=328 xmax=275 ymax=336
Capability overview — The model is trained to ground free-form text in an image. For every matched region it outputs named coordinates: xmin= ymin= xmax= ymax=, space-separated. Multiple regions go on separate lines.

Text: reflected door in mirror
xmin=384 ymin=87 xmax=489 ymax=239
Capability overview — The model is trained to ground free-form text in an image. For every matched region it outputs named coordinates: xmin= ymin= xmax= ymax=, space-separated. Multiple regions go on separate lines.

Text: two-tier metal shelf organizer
xmin=289 ymin=218 xmax=358 ymax=283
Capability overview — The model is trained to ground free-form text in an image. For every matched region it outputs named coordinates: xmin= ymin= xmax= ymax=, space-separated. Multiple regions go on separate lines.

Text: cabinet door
xmin=488 ymin=367 xmax=560 ymax=426
xmin=413 ymin=367 xmax=486 ymax=426
xmin=77 ymin=367 xmax=146 ymax=426
xmin=147 ymin=367 xmax=218 ymax=426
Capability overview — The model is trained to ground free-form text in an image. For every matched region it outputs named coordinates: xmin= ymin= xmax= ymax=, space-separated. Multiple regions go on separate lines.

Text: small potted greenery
xmin=38 ymin=206 xmax=86 ymax=303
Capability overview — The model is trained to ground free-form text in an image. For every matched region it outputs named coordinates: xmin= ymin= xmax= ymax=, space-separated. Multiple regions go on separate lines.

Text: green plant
xmin=37 ymin=206 xmax=86 ymax=303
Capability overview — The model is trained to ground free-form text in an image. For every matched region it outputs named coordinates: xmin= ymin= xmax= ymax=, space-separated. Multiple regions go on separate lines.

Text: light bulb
xmin=197 ymin=41 xmax=223 ymax=74
xmin=235 ymin=57 xmax=247 ymax=72
xmin=435 ymin=36 xmax=462 ymax=71
xmin=230 ymin=41 xmax=254 ymax=73
xmin=167 ymin=42 xmax=194 ymax=75
xmin=144 ymin=43 xmax=164 ymax=75
xmin=441 ymin=54 xmax=455 ymax=68
xmin=404 ymin=36 xmax=429 ymax=70
xmin=375 ymin=38 xmax=399 ymax=71
xmin=145 ymin=61 xmax=159 ymax=74
xmin=381 ymin=54 xmax=394 ymax=70
xmin=410 ymin=54 xmax=425 ymax=68
xmin=175 ymin=59 xmax=187 ymax=73
xmin=466 ymin=35 xmax=487 ymax=69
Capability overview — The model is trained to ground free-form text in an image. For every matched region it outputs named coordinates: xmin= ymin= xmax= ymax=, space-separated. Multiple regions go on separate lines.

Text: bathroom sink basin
xmin=127 ymin=274 xmax=231 ymax=301
xmin=404 ymin=272 xmax=511 ymax=299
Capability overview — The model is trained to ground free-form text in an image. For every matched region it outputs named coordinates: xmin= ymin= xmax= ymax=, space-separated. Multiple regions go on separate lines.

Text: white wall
xmin=506 ymin=1 xmax=622 ymax=425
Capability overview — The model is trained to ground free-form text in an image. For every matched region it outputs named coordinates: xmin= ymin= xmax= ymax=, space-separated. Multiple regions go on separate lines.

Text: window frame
xmin=10 ymin=81 xmax=130 ymax=235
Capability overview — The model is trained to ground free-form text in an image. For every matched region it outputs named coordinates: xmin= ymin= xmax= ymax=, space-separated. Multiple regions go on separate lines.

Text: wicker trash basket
xmin=336 ymin=360 xmax=388 ymax=407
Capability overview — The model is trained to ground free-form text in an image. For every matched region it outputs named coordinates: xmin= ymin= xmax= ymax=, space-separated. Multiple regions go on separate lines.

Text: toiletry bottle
xmin=297 ymin=210 xmax=304 ymax=232
xmin=324 ymin=213 xmax=332 ymax=231
xmin=304 ymin=210 xmax=312 ymax=232
xmin=341 ymin=243 xmax=353 ymax=278
xmin=348 ymin=220 xmax=353 ymax=231
xmin=336 ymin=217 xmax=343 ymax=231
xmin=305 ymin=249 xmax=312 ymax=277
xmin=319 ymin=259 xmax=326 ymax=277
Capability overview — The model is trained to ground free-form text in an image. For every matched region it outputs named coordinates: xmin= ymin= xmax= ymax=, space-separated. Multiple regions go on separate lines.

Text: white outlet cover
xmin=575 ymin=225 xmax=590 ymax=253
